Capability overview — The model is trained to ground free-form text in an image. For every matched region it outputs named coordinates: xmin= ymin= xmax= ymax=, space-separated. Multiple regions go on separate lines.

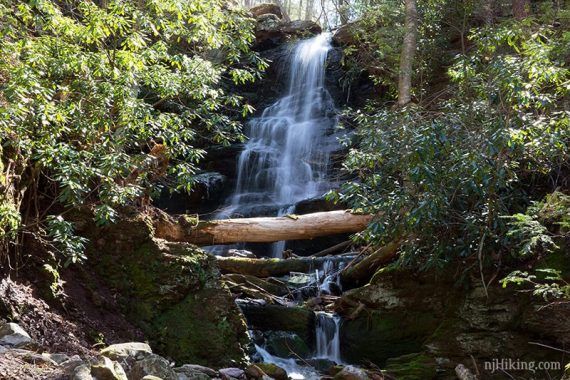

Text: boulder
xmin=251 ymin=3 xmax=285 ymax=19
xmin=72 ymin=364 xmax=94 ymax=380
xmin=62 ymin=355 xmax=86 ymax=375
xmin=255 ymin=363 xmax=287 ymax=380
xmin=265 ymin=331 xmax=310 ymax=358
xmin=0 ymin=322 xmax=32 ymax=347
xmin=255 ymin=19 xmax=322 ymax=47
xmin=129 ymin=354 xmax=177 ymax=380
xmin=236 ymin=301 xmax=315 ymax=345
xmin=101 ymin=342 xmax=153 ymax=361
xmin=90 ymin=356 xmax=128 ymax=380
xmin=333 ymin=366 xmax=370 ymax=380
xmin=174 ymin=364 xmax=217 ymax=380
xmin=219 ymin=367 xmax=245 ymax=380
xmin=332 ymin=22 xmax=360 ymax=46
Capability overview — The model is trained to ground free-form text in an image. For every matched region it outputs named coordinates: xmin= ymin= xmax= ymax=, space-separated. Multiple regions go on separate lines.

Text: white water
xmin=218 ymin=33 xmax=339 ymax=257
xmin=314 ymin=312 xmax=342 ymax=363
xmin=255 ymin=344 xmax=319 ymax=380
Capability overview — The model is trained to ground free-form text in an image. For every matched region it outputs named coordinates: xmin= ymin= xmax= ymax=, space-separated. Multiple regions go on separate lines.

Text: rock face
xmin=76 ymin=212 xmax=249 ymax=368
xmin=250 ymin=3 xmax=286 ymax=19
xmin=251 ymin=3 xmax=321 ymax=49
xmin=337 ymin=265 xmax=570 ymax=379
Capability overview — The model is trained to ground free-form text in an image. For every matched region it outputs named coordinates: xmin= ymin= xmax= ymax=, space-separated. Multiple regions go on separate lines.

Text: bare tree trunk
xmin=512 ymin=0 xmax=530 ymax=19
xmin=340 ymin=240 xmax=400 ymax=287
xmin=337 ymin=0 xmax=350 ymax=25
xmin=482 ymin=0 xmax=495 ymax=24
xmin=153 ymin=210 xmax=373 ymax=245
xmin=305 ymin=0 xmax=315 ymax=20
xmin=397 ymin=0 xmax=418 ymax=107
xmin=217 ymin=256 xmax=351 ymax=277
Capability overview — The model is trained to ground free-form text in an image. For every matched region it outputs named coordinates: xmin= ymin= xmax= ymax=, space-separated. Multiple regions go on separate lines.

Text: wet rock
xmin=383 ymin=352 xmax=437 ymax=380
xmin=304 ymin=358 xmax=335 ymax=373
xmin=265 ymin=331 xmax=310 ymax=358
xmin=142 ymin=376 xmax=164 ymax=380
xmin=237 ymin=302 xmax=315 ymax=345
xmin=129 ymin=354 xmax=177 ymax=380
xmin=333 ymin=365 xmax=369 ymax=380
xmin=91 ymin=356 xmax=128 ymax=380
xmin=255 ymin=363 xmax=287 ymax=380
xmin=227 ymin=249 xmax=257 ymax=259
xmin=251 ymin=3 xmax=286 ymax=19
xmin=0 ymin=322 xmax=32 ymax=347
xmin=174 ymin=364 xmax=217 ymax=378
xmin=101 ymin=342 xmax=153 ymax=361
xmin=219 ymin=367 xmax=245 ymax=380
xmin=244 ymin=364 xmax=266 ymax=379
xmin=72 ymin=364 xmax=94 ymax=380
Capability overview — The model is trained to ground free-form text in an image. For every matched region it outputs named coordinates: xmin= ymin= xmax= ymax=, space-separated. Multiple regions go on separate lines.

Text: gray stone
xmin=62 ymin=355 xmax=85 ymax=374
xmin=101 ymin=342 xmax=153 ymax=361
xmin=333 ymin=366 xmax=370 ymax=380
xmin=0 ymin=322 xmax=32 ymax=347
xmin=219 ymin=367 xmax=245 ymax=380
xmin=129 ymin=354 xmax=177 ymax=380
xmin=90 ymin=356 xmax=128 ymax=380
xmin=174 ymin=364 xmax=217 ymax=379
xmin=49 ymin=352 xmax=70 ymax=364
xmin=72 ymin=364 xmax=94 ymax=380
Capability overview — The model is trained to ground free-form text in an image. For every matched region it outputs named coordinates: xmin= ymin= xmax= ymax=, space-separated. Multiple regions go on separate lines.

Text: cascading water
xmin=218 ymin=33 xmax=339 ymax=257
xmin=315 ymin=312 xmax=342 ymax=363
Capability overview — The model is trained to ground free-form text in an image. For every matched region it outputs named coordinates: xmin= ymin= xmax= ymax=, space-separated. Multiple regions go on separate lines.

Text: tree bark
xmin=512 ymin=0 xmax=530 ymax=19
xmin=340 ymin=239 xmax=400 ymax=287
xmin=397 ymin=0 xmax=418 ymax=107
xmin=154 ymin=210 xmax=373 ymax=245
xmin=217 ymin=256 xmax=354 ymax=277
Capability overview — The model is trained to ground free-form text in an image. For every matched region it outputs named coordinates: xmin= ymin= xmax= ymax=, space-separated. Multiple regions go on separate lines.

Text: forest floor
xmin=0 ymin=266 xmax=144 ymax=379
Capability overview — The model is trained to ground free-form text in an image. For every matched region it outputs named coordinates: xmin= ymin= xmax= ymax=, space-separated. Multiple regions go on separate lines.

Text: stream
xmin=211 ymin=33 xmax=348 ymax=379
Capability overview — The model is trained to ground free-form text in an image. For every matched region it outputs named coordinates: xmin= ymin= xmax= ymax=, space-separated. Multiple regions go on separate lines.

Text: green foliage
xmin=0 ymin=0 xmax=264 ymax=261
xmin=46 ymin=215 xmax=88 ymax=264
xmin=334 ymin=103 xmax=517 ymax=268
xmin=501 ymin=269 xmax=570 ymax=301
xmin=336 ymin=10 xmax=569 ymax=269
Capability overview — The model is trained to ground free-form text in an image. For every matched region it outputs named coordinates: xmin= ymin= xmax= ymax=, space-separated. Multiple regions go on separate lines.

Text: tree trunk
xmin=340 ymin=239 xmax=400 ymax=287
xmin=397 ymin=0 xmax=418 ymax=107
xmin=305 ymin=0 xmax=315 ymax=20
xmin=512 ymin=0 xmax=530 ymax=19
xmin=153 ymin=210 xmax=373 ymax=245
xmin=217 ymin=256 xmax=353 ymax=277
xmin=482 ymin=0 xmax=495 ymax=24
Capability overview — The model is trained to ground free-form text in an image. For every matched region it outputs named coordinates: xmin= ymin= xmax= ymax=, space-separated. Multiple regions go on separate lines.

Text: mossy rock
xmin=383 ymin=352 xmax=437 ymax=380
xmin=83 ymin=213 xmax=248 ymax=368
xmin=256 ymin=363 xmax=288 ymax=380
xmin=265 ymin=331 xmax=310 ymax=358
xmin=340 ymin=311 xmax=438 ymax=365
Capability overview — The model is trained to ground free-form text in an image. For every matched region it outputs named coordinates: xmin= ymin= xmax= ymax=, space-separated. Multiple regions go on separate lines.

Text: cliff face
xmin=337 ymin=264 xmax=570 ymax=379
xmin=77 ymin=211 xmax=249 ymax=368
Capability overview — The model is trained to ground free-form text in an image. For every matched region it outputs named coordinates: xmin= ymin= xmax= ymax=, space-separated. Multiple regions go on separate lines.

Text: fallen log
xmin=340 ymin=239 xmax=400 ymax=288
xmin=216 ymin=256 xmax=355 ymax=278
xmin=154 ymin=210 xmax=373 ymax=245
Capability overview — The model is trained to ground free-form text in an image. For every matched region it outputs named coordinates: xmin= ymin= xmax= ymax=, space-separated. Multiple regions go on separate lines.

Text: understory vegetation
xmin=0 ymin=0 xmax=569 ymax=290
xmin=331 ymin=0 xmax=570 ymax=292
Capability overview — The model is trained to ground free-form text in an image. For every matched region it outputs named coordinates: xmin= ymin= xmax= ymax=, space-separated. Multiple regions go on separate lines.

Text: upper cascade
xmin=220 ymin=33 xmax=340 ymax=220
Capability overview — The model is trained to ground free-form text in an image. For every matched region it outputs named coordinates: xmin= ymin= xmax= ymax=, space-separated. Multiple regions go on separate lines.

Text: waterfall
xmin=218 ymin=33 xmax=339 ymax=257
xmin=314 ymin=312 xmax=342 ymax=363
